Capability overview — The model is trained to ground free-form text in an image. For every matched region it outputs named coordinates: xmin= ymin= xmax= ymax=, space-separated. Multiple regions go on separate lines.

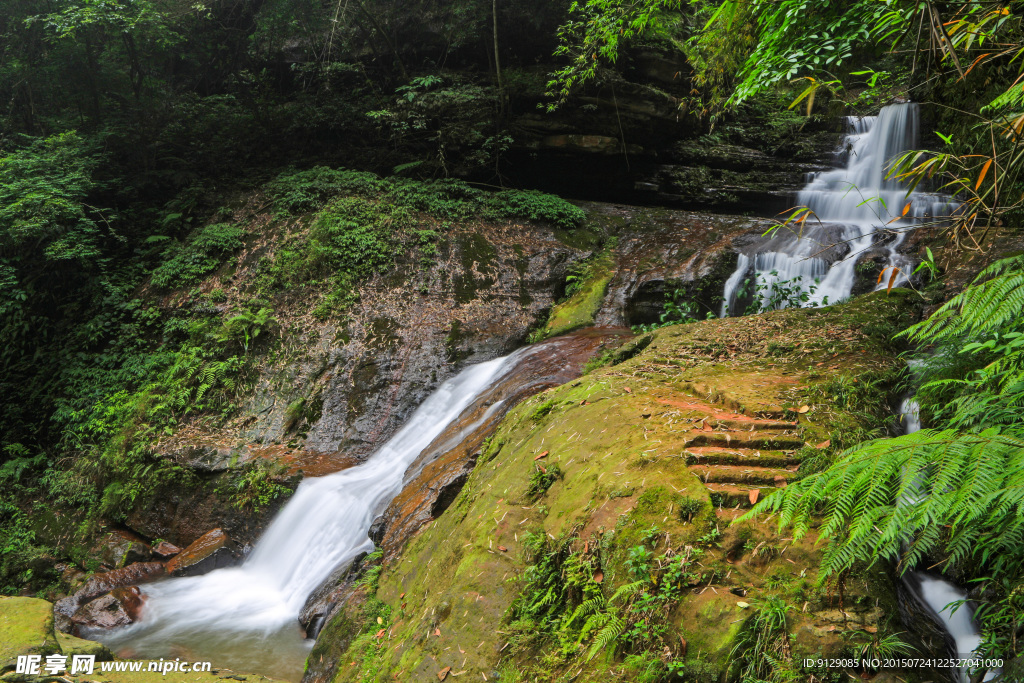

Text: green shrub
xmin=152 ymin=223 xmax=245 ymax=288
xmin=267 ymin=167 xmax=385 ymax=215
xmin=485 ymin=189 xmax=585 ymax=230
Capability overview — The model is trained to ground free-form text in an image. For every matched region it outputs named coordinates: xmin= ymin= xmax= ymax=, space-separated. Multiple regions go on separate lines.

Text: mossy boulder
xmin=0 ymin=597 xmax=61 ymax=674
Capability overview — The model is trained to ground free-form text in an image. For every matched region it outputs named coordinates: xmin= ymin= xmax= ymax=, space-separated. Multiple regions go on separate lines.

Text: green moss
xmin=540 ymin=249 xmax=614 ymax=339
xmin=0 ymin=597 xmax=61 ymax=672
xmin=55 ymin=631 xmax=113 ymax=661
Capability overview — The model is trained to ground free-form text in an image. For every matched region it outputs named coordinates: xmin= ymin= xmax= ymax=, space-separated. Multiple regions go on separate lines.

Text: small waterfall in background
xmin=93 ymin=346 xmax=543 ymax=679
xmin=720 ymin=103 xmax=953 ymax=315
xmin=898 ymin=399 xmax=998 ymax=683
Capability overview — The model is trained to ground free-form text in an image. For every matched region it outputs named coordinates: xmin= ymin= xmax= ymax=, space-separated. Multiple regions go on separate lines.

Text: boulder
xmin=166 ymin=528 xmax=234 ymax=577
xmin=70 ymin=594 xmax=134 ymax=630
xmin=0 ymin=597 xmax=61 ymax=674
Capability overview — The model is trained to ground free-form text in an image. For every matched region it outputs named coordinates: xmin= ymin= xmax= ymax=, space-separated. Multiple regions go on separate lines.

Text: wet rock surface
xmin=166 ymin=529 xmax=233 ymax=577
xmin=54 ymin=562 xmax=166 ymax=635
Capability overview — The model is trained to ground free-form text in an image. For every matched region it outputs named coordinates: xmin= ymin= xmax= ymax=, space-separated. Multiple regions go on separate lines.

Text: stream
xmin=91 ymin=331 xmax=621 ymax=680
xmin=899 ymin=398 xmax=999 ymax=683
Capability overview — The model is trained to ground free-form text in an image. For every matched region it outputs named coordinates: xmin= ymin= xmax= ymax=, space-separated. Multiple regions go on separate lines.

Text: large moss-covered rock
xmin=0 ymin=597 xmax=61 ymax=674
xmin=310 ymin=289 xmax=924 ymax=682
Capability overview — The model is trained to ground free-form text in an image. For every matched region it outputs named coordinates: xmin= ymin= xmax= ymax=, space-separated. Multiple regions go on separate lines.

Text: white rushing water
xmin=899 ymin=399 xmax=997 ymax=683
xmin=720 ymin=103 xmax=953 ymax=315
xmin=96 ymin=349 xmax=531 ymax=678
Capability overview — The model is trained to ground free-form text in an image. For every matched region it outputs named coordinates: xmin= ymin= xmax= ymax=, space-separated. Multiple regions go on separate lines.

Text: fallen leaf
xmin=796 ymin=405 xmax=810 ymax=414
xmin=863 ymin=625 xmax=878 ymax=633
xmin=815 ymin=439 xmax=831 ymax=449
xmin=434 ymin=628 xmax=441 ymax=636
xmin=438 ymin=666 xmax=451 ymax=681
xmin=377 ymin=617 xmax=383 ymax=625
xmin=593 ymin=571 xmax=604 ymax=584
xmin=748 ymin=489 xmax=760 ymax=505
xmin=498 ymin=546 xmax=507 ymax=552
xmin=400 ymin=592 xmax=406 ymax=599
xmin=537 ymin=465 xmax=547 ymax=474
xmin=737 ymin=601 xmax=750 ymax=609
xmin=580 ymin=400 xmax=588 ymax=405
xmin=679 ymin=636 xmax=688 ymax=657
xmin=375 ymin=628 xmax=386 ymax=638
xmin=624 ymin=387 xmax=632 ymax=394
xmin=533 ymin=451 xmax=549 ymax=461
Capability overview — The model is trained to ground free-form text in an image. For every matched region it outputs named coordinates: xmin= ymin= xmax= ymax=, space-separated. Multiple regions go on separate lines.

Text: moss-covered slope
xmin=309 ymin=289 xmax=922 ymax=683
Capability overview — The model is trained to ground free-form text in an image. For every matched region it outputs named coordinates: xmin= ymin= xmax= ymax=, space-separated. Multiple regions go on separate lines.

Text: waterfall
xmin=92 ymin=346 xmax=548 ymax=679
xmin=898 ymin=399 xmax=998 ymax=683
xmin=720 ymin=103 xmax=953 ymax=316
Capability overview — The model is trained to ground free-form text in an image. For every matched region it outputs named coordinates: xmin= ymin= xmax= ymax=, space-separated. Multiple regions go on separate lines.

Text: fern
xmin=901 ymin=254 xmax=1024 ymax=343
xmin=746 ymin=428 xmax=1024 ymax=577
xmin=586 ymin=612 xmax=626 ymax=661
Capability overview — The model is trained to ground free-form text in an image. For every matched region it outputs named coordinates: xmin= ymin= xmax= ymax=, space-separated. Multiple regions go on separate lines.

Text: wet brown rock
xmin=78 ymin=562 xmax=166 ymax=605
xmin=166 ymin=528 xmax=234 ymax=577
xmin=54 ymin=561 xmax=165 ymax=634
xmin=109 ymin=586 xmax=145 ymax=621
xmin=152 ymin=541 xmax=182 ymax=559
xmin=94 ymin=530 xmax=150 ymax=569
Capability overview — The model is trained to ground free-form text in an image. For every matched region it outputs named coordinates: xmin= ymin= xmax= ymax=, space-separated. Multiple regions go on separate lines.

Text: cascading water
xmin=92 ymin=339 xmax=599 ymax=680
xmin=898 ymin=398 xmax=998 ymax=683
xmin=720 ymin=103 xmax=953 ymax=315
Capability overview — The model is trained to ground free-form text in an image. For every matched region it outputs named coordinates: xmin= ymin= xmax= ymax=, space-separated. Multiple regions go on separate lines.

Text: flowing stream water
xmin=93 ymin=332 xmax=620 ymax=680
xmin=720 ymin=103 xmax=951 ymax=316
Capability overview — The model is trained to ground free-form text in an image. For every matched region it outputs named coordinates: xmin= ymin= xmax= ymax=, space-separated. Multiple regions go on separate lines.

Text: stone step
xmin=684 ymin=447 xmax=796 ymax=468
xmin=685 ymin=431 xmax=805 ymax=450
xmin=710 ymin=418 xmax=799 ymax=432
xmin=689 ymin=465 xmax=793 ymax=486
xmin=706 ymin=483 xmax=782 ymax=508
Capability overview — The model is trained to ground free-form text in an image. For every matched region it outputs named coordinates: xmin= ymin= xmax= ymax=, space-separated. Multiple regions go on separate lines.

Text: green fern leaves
xmin=747 ymin=428 xmax=1024 ymax=578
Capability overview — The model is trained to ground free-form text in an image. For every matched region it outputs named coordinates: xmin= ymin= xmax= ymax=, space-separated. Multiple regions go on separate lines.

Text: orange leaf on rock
xmin=624 ymin=387 xmax=632 ymax=394
xmin=796 ymin=405 xmax=810 ymax=414
xmin=815 ymin=439 xmax=831 ymax=449
xmin=534 ymin=451 xmax=549 ymax=461
xmin=438 ymin=666 xmax=451 ymax=681
xmin=593 ymin=571 xmax=604 ymax=584
xmin=375 ymin=629 xmax=386 ymax=638
xmin=434 ymin=628 xmax=441 ymax=637
xmin=748 ymin=489 xmax=759 ymax=505
xmin=498 ymin=546 xmax=507 ymax=552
